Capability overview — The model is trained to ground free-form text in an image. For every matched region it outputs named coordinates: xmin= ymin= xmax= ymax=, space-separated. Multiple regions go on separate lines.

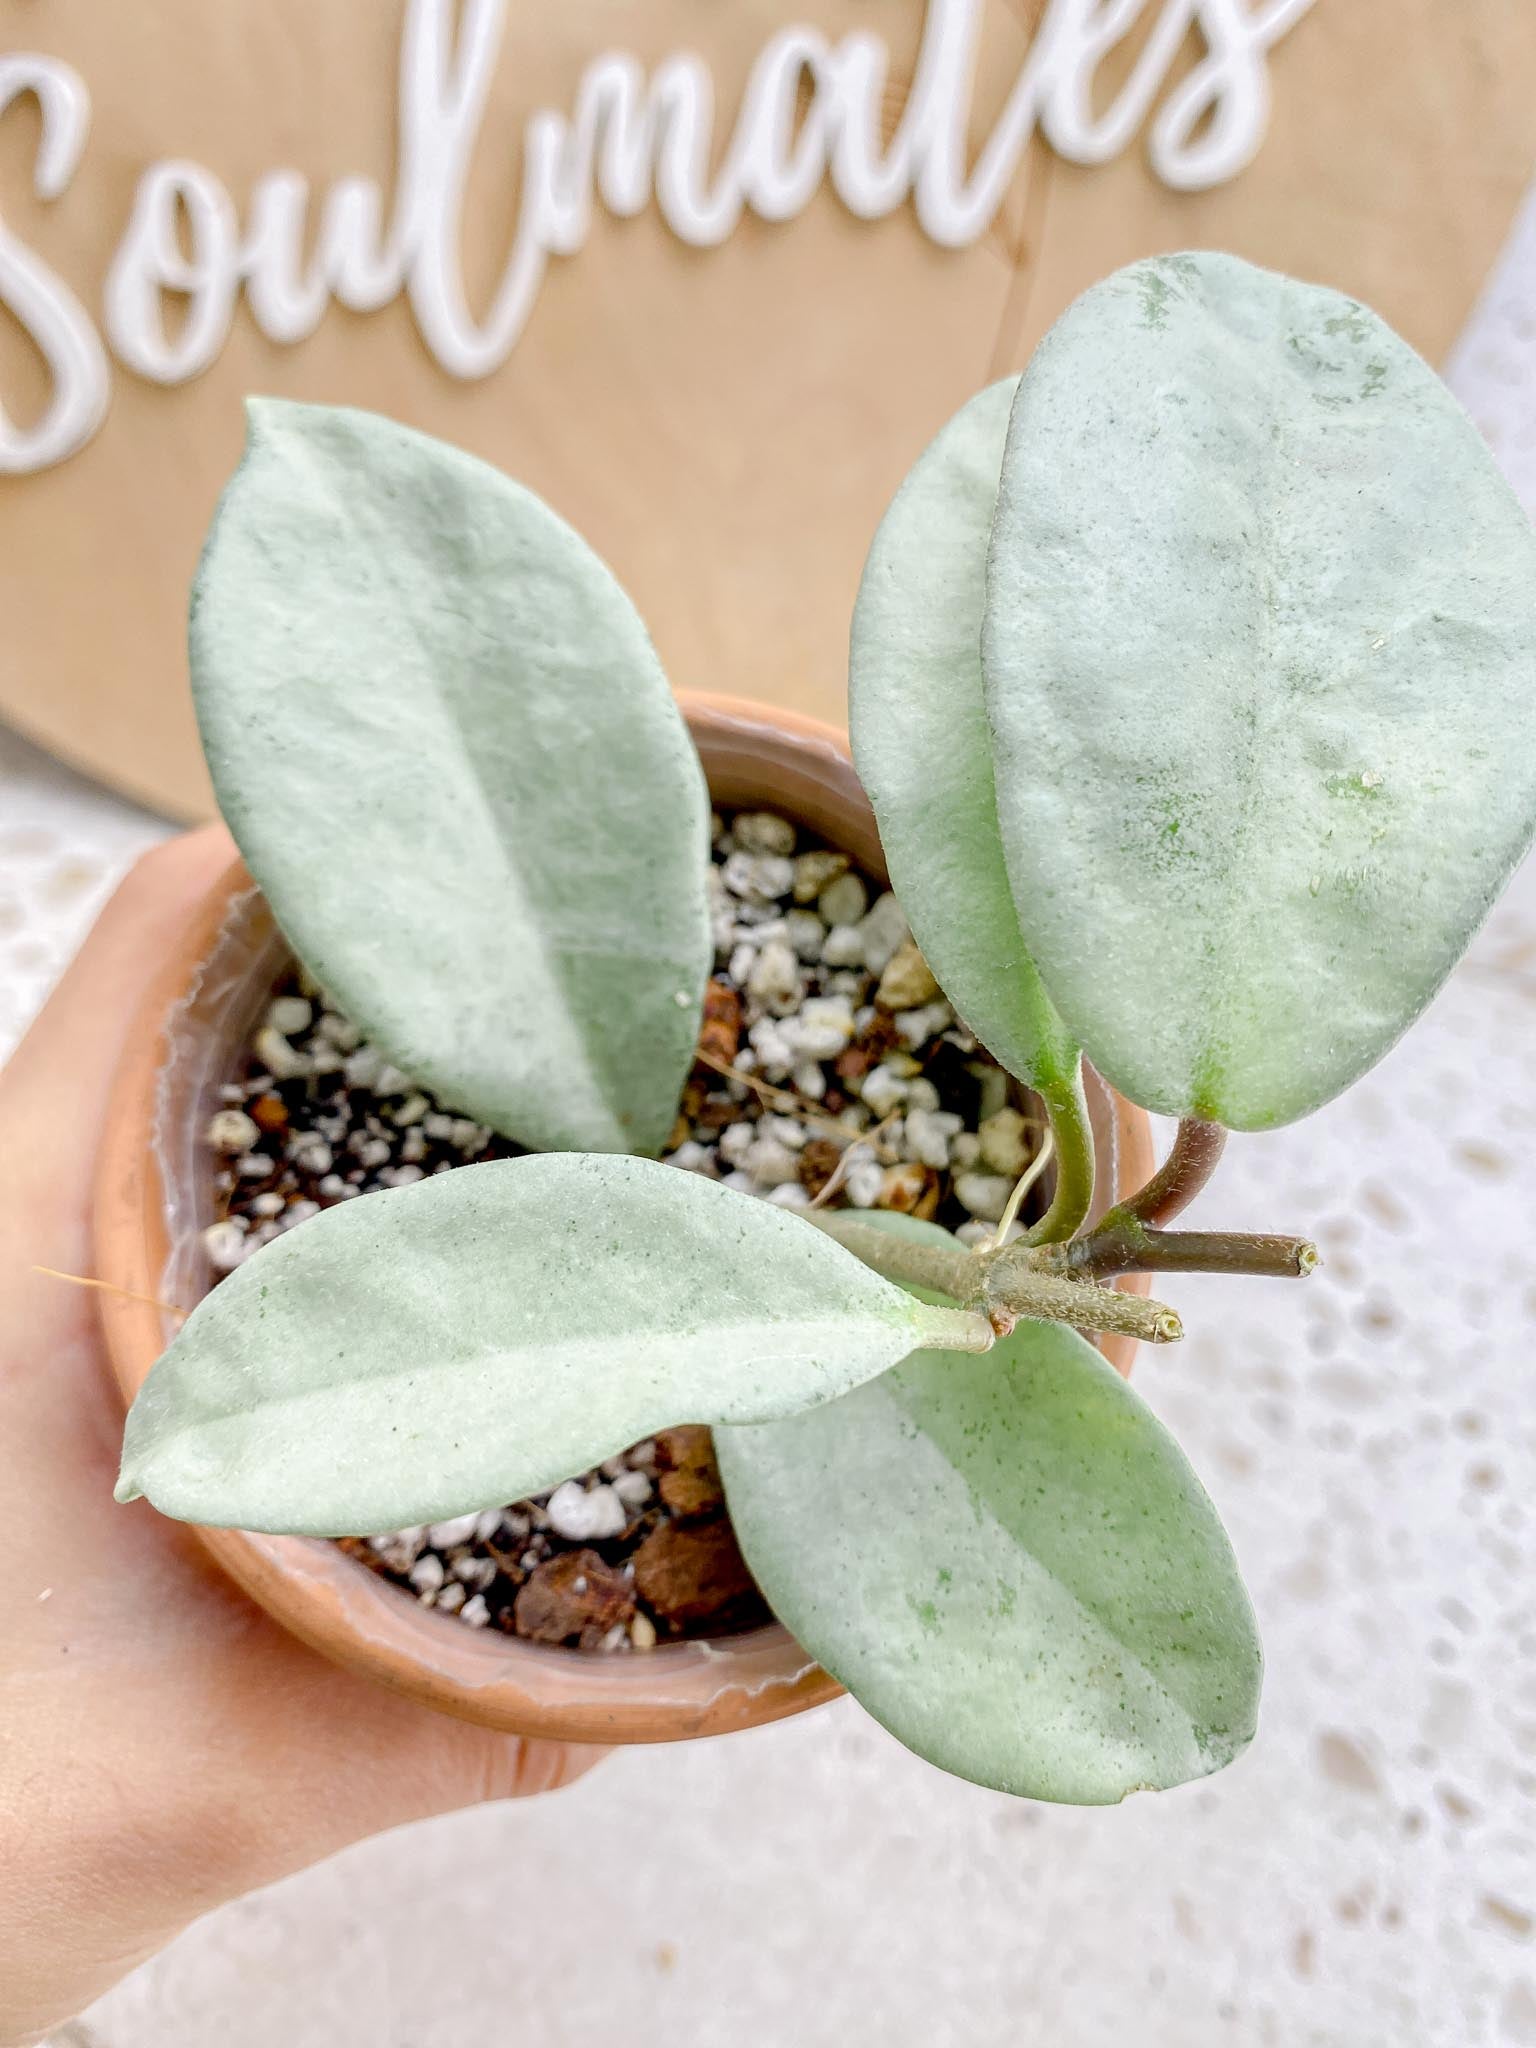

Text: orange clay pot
xmin=93 ymin=694 xmax=1155 ymax=1746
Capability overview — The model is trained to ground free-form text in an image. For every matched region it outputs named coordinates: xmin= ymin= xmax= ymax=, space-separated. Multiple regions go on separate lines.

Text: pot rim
xmin=92 ymin=691 xmax=1154 ymax=1744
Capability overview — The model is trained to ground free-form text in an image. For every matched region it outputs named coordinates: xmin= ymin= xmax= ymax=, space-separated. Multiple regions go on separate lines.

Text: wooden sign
xmin=2 ymin=0 xmax=1534 ymax=818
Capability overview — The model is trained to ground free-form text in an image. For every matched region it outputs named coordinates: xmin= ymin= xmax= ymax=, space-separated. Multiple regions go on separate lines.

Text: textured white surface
xmin=10 ymin=213 xmax=1536 ymax=2045
xmin=0 ymin=724 xmax=166 ymax=1062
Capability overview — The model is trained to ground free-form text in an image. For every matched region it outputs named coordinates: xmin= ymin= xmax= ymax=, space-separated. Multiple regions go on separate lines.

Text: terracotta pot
xmin=94 ymin=693 xmax=1155 ymax=1746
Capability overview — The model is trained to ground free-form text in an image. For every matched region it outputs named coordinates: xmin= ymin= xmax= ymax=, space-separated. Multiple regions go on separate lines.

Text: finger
xmin=380 ymin=1724 xmax=610 ymax=1812
xmin=163 ymin=1627 xmax=612 ymax=1906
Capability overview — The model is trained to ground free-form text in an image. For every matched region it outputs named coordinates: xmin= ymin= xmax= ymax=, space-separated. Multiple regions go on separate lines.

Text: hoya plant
xmin=117 ymin=252 xmax=1536 ymax=1806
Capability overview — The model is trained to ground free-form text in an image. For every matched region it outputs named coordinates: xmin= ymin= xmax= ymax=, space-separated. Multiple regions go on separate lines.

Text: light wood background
xmin=2 ymin=0 xmax=1534 ymax=819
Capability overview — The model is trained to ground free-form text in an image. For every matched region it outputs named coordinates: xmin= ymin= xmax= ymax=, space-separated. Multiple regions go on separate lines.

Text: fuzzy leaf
xmin=984 ymin=252 xmax=1536 ymax=1129
xmin=116 ymin=1158 xmax=982 ymax=1536
xmin=192 ymin=399 xmax=711 ymax=1156
xmin=850 ymin=378 xmax=1080 ymax=1099
xmin=717 ymin=1214 xmax=1261 ymax=1804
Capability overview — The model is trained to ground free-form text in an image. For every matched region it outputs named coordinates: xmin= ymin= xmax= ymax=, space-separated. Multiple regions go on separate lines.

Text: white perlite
xmin=206 ymin=1108 xmax=260 ymax=1154
xmin=200 ymin=1218 xmax=249 ymax=1273
xmin=906 ymin=1107 xmax=963 ymax=1169
xmin=731 ymin=810 xmax=797 ymax=856
xmin=818 ymin=870 xmax=869 ymax=929
xmin=954 ymin=1172 xmax=1014 ymax=1224
xmin=545 ymin=1480 xmax=627 ymax=1542
xmin=857 ymin=893 xmax=909 ymax=974
xmin=747 ymin=938 xmax=801 ymax=1013
xmin=979 ymin=1107 xmax=1033 ymax=1177
xmin=254 ymin=1025 xmax=310 ymax=1080
xmin=266 ymin=994 xmax=314 ymax=1036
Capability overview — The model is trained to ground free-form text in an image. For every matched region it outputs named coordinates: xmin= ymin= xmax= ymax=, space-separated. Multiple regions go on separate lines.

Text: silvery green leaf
xmin=716 ymin=1214 xmax=1260 ymax=1803
xmin=984 ymin=252 xmax=1536 ymax=1128
xmin=116 ymin=1157 xmax=985 ymax=1537
xmin=850 ymin=378 xmax=1080 ymax=1102
xmin=192 ymin=399 xmax=710 ymax=1156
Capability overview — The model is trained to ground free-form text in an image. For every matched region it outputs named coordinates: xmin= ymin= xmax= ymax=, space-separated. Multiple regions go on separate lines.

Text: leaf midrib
xmin=148 ymin=1310 xmax=917 ymax=1441
xmin=1181 ymin=292 xmax=1299 ymax=1113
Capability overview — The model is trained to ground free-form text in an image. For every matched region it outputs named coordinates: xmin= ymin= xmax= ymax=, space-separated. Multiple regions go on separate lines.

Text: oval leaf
xmin=716 ymin=1213 xmax=1261 ymax=1804
xmin=116 ymin=1157 xmax=980 ymax=1536
xmin=192 ymin=399 xmax=711 ymax=1156
xmin=984 ymin=252 xmax=1536 ymax=1128
xmin=850 ymin=378 xmax=1080 ymax=1100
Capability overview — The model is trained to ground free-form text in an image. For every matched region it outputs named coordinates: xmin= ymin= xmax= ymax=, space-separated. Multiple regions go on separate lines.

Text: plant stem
xmin=803 ymin=1212 xmax=979 ymax=1302
xmin=1051 ymin=1226 xmax=1318 ymax=1283
xmin=1030 ymin=1114 xmax=1315 ymax=1281
xmin=911 ymin=1304 xmax=999 ymax=1354
xmin=805 ymin=1211 xmax=1180 ymax=1347
xmin=979 ymin=1248 xmax=1183 ymax=1344
xmin=805 ymin=1106 xmax=1308 ymax=1346
xmin=1022 ymin=1058 xmax=1096 ymax=1246
xmin=1119 ymin=1116 xmax=1227 ymax=1227
xmin=1137 ymin=1231 xmax=1317 ymax=1277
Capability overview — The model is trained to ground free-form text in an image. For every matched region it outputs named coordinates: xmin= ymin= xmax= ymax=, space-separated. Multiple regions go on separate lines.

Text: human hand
xmin=0 ymin=832 xmax=602 ymax=2047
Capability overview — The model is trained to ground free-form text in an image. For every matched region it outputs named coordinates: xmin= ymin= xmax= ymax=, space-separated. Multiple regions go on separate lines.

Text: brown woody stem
xmin=1119 ymin=1117 xmax=1228 ymax=1227
xmin=1053 ymin=1226 xmax=1318 ymax=1282
xmin=1133 ymin=1230 xmax=1317 ymax=1278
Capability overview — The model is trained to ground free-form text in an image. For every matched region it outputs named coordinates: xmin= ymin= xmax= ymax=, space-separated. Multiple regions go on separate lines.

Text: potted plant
xmin=103 ymin=250 xmax=1536 ymax=1805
